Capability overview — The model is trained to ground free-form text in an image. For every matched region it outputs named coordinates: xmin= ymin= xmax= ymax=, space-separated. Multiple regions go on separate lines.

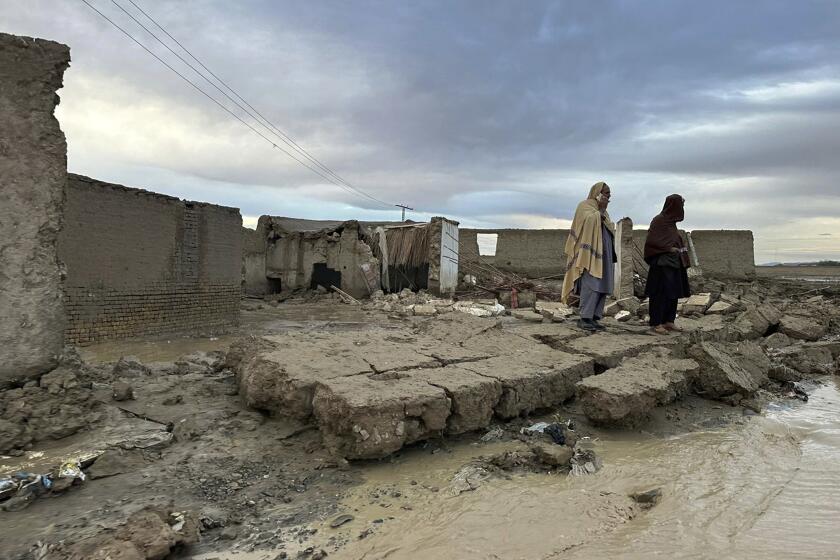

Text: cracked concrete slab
xmin=409 ymin=366 xmax=503 ymax=435
xmin=561 ymin=332 xmax=673 ymax=368
xmin=460 ymin=350 xmax=594 ymax=419
xmin=576 ymin=348 xmax=699 ymax=426
xmin=312 ymin=374 xmax=451 ymax=459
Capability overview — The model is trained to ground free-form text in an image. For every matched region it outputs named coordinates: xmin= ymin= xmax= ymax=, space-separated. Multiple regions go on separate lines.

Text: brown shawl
xmin=561 ymin=182 xmax=616 ymax=303
xmin=644 ymin=194 xmax=690 ymax=267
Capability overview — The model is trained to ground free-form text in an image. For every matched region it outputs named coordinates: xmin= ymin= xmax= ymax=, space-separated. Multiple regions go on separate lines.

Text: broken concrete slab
xmin=689 ymin=340 xmax=770 ymax=398
xmin=460 ymin=351 xmax=594 ymax=419
xmin=511 ymin=310 xmax=545 ymax=322
xmin=762 ymin=332 xmax=792 ymax=350
xmin=312 ymin=374 xmax=451 ymax=459
xmin=682 ymin=293 xmax=715 ymax=315
xmin=779 ymin=314 xmax=827 ymax=341
xmin=458 ymin=327 xmax=548 ymax=357
xmin=706 ymin=301 xmax=735 ymax=315
xmin=535 ymin=301 xmax=575 ymax=318
xmin=413 ymin=311 xmax=503 ymax=345
xmin=731 ymin=303 xmax=782 ymax=340
xmin=576 ymin=349 xmax=699 ymax=426
xmin=562 ymin=332 xmax=672 ymax=368
xmin=410 ymin=366 xmax=503 ymax=435
xmin=505 ymin=323 xmax=583 ymax=349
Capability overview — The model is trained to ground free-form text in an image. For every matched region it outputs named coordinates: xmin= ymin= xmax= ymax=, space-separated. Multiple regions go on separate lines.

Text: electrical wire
xmin=79 ymin=0 xmax=398 ymax=209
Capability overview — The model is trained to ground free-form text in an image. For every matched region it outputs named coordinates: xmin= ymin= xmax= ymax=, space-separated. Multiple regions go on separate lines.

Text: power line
xmin=79 ymin=0 xmax=398 ymax=209
xmin=122 ymin=0 xmax=388 ymax=208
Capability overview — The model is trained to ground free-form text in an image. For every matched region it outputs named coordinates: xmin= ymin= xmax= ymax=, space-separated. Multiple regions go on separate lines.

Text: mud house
xmin=243 ymin=216 xmax=459 ymax=299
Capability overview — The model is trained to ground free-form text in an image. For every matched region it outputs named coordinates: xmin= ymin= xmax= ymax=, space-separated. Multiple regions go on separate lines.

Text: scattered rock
xmin=330 ymin=514 xmax=354 ymax=528
xmin=630 ymin=487 xmax=662 ymax=508
xmin=762 ymin=332 xmax=792 ymax=350
xmin=112 ymin=381 xmax=134 ymax=402
xmin=779 ymin=314 xmax=828 ymax=341
xmin=113 ymin=356 xmax=151 ymax=377
xmin=88 ymin=449 xmax=145 ymax=480
xmin=529 ymin=442 xmax=574 ymax=468
xmin=450 ymin=464 xmax=490 ymax=495
xmin=689 ymin=340 xmax=770 ymax=398
xmin=412 ymin=304 xmax=438 ymax=317
xmin=706 ymin=301 xmax=734 ymax=315
xmin=682 ymin=293 xmax=715 ymax=315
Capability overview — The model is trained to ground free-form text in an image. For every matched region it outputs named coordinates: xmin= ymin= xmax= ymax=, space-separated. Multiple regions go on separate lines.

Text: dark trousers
xmin=649 ymin=295 xmax=678 ymax=326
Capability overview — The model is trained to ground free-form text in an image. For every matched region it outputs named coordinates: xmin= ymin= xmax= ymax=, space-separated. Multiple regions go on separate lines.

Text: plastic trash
xmin=58 ymin=459 xmax=86 ymax=481
xmin=521 ymin=422 xmax=549 ymax=435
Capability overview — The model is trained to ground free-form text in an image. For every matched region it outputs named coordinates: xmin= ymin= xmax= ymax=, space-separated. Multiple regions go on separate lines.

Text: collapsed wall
xmin=461 ymin=227 xmax=755 ymax=280
xmin=0 ymin=33 xmax=71 ymax=386
xmin=58 ymin=174 xmax=243 ymax=344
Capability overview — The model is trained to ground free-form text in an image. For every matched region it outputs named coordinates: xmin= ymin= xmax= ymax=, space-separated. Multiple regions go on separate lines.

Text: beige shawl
xmin=561 ymin=182 xmax=616 ymax=303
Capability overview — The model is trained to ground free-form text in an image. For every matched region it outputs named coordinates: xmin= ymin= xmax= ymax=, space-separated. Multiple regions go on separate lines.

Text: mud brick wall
xmin=0 ymin=34 xmax=71 ymax=386
xmin=58 ymin=174 xmax=242 ymax=344
xmin=242 ymin=220 xmax=269 ymax=297
xmin=461 ymin=227 xmax=755 ymax=280
xmin=460 ymin=228 xmax=569 ymax=278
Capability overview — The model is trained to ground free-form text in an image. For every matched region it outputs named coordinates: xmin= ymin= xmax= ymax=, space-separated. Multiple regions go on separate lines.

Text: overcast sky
xmin=4 ymin=1 xmax=840 ymax=262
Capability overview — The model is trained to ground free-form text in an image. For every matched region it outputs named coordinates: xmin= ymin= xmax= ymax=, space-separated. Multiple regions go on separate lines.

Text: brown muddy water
xmin=192 ymin=379 xmax=840 ymax=560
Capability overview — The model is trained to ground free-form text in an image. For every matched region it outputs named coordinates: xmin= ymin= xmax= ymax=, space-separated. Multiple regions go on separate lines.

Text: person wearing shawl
xmin=561 ymin=182 xmax=617 ymax=331
xmin=644 ymin=194 xmax=691 ymax=335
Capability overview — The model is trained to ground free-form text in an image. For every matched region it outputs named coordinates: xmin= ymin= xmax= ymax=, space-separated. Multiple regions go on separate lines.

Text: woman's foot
xmin=664 ymin=322 xmax=683 ymax=332
xmin=650 ymin=325 xmax=670 ymax=336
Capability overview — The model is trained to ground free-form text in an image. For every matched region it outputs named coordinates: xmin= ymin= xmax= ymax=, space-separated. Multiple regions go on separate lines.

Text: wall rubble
xmin=0 ymin=33 xmax=71 ymax=386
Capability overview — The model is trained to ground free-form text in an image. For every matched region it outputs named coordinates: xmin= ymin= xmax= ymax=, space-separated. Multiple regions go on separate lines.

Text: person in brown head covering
xmin=644 ymin=194 xmax=691 ymax=335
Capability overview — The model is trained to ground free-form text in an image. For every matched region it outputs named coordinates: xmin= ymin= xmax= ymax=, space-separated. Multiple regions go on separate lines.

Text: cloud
xmin=3 ymin=0 xmax=840 ymax=259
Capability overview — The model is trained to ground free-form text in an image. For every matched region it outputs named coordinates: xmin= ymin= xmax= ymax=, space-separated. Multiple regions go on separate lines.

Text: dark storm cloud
xmin=3 ymin=0 xmax=840 ymax=259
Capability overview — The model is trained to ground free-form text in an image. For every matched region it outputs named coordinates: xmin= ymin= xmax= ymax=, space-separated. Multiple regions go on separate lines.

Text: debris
xmin=521 ymin=422 xmax=550 ymax=436
xmin=511 ymin=310 xmax=544 ymax=322
xmin=58 ymin=459 xmax=86 ymax=482
xmin=112 ymin=381 xmax=134 ymax=401
xmin=330 ymin=514 xmax=355 ymax=528
xmin=331 ymin=285 xmax=361 ymax=305
xmin=479 ymin=427 xmax=504 ymax=442
xmin=784 ymin=381 xmax=809 ymax=402
xmin=570 ymin=448 xmax=603 ymax=476
xmin=412 ymin=304 xmax=438 ymax=317
xmin=779 ymin=314 xmax=828 ymax=341
xmin=615 ymin=310 xmax=631 ymax=322
xmin=450 ymin=465 xmax=490 ymax=495
xmin=529 ymin=442 xmax=573 ymax=468
xmin=706 ymin=301 xmax=734 ymax=315
xmin=630 ymin=487 xmax=662 ymax=508
xmin=452 ymin=301 xmax=505 ymax=317
xmin=682 ymin=293 xmax=715 ymax=314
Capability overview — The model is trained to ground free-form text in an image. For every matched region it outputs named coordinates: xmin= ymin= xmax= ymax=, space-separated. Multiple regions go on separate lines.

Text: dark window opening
xmin=388 ymin=264 xmax=429 ymax=292
xmin=311 ymin=263 xmax=342 ymax=291
xmin=266 ymin=278 xmax=282 ymax=294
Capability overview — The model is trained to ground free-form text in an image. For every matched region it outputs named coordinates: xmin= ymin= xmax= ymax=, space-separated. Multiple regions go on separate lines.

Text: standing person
xmin=644 ymin=194 xmax=691 ymax=335
xmin=561 ymin=182 xmax=616 ymax=331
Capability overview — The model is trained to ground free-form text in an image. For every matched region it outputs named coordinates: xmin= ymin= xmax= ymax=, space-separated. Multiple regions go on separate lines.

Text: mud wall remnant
xmin=0 ymin=33 xmax=71 ymax=387
xmin=263 ymin=218 xmax=379 ymax=299
xmin=58 ymin=174 xmax=242 ymax=344
xmin=460 ymin=227 xmax=755 ymax=280
xmin=242 ymin=221 xmax=269 ymax=296
xmin=459 ymin=229 xmax=569 ymax=278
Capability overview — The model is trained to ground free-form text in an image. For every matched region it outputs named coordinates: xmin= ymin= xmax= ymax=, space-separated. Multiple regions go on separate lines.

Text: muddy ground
xmin=1 ymin=277 xmax=839 ymax=560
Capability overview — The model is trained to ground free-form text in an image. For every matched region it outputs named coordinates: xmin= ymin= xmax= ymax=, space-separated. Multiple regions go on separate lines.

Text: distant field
xmin=757 ymin=265 xmax=840 ymax=280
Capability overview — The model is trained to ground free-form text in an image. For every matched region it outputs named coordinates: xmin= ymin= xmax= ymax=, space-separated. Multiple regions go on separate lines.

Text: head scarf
xmin=644 ymin=194 xmax=690 ymax=267
xmin=561 ymin=182 xmax=616 ymax=303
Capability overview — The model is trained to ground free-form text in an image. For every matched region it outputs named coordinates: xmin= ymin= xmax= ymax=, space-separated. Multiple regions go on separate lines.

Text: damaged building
xmin=243 ymin=216 xmax=459 ymax=299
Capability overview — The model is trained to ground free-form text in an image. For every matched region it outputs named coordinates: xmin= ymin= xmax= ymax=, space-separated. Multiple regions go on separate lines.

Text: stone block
xmin=460 ymin=351 xmax=594 ymax=419
xmin=689 ymin=340 xmax=770 ymax=398
xmin=563 ymin=332 xmax=672 ymax=368
xmin=576 ymin=349 xmax=698 ymax=426
xmin=779 ymin=314 xmax=827 ymax=341
xmin=410 ymin=366 xmax=503 ymax=434
xmin=412 ymin=304 xmax=438 ymax=317
xmin=312 ymin=375 xmax=451 ymax=459
xmin=706 ymin=301 xmax=734 ymax=315
xmin=682 ymin=293 xmax=715 ymax=314
xmin=732 ymin=303 xmax=782 ymax=339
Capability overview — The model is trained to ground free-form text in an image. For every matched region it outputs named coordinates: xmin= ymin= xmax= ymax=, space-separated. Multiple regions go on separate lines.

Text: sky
xmin=3 ymin=1 xmax=840 ymax=263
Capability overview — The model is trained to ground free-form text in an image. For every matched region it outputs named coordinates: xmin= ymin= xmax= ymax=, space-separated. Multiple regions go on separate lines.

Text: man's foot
xmin=577 ymin=318 xmax=598 ymax=331
xmin=664 ymin=322 xmax=683 ymax=332
xmin=650 ymin=325 xmax=670 ymax=336
xmin=592 ymin=318 xmax=607 ymax=331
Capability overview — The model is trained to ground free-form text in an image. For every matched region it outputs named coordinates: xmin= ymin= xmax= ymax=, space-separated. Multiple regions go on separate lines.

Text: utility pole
xmin=396 ymin=204 xmax=413 ymax=222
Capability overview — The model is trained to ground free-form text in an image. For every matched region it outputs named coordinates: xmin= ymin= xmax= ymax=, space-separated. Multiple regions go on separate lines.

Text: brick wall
xmin=58 ymin=174 xmax=242 ymax=344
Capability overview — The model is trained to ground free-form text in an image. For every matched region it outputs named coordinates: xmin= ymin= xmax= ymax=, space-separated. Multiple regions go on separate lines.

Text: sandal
xmin=664 ymin=323 xmax=683 ymax=332
xmin=650 ymin=326 xmax=670 ymax=336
